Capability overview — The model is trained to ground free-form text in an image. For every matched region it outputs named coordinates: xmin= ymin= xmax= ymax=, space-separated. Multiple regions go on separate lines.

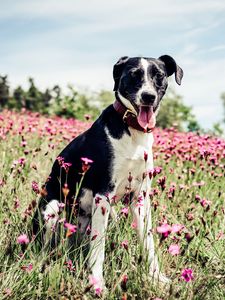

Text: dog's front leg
xmin=88 ymin=194 xmax=110 ymax=291
xmin=131 ymin=183 xmax=170 ymax=284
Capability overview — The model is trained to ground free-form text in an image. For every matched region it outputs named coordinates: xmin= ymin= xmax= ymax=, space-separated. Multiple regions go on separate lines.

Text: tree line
xmin=0 ymin=74 xmax=224 ymax=134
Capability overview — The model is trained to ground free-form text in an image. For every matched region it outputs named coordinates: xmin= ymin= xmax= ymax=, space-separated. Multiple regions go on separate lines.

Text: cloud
xmin=1 ymin=0 xmax=225 ymax=129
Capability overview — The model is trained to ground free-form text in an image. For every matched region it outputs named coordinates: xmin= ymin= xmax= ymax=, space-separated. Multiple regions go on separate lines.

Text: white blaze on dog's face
xmin=113 ymin=55 xmax=183 ymax=130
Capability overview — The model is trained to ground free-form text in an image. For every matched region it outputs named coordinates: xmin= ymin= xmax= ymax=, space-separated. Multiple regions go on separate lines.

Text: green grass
xmin=0 ymin=110 xmax=224 ymax=299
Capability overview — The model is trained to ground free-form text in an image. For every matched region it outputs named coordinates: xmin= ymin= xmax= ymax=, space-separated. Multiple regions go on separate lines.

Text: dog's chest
xmin=107 ymin=128 xmax=154 ymax=198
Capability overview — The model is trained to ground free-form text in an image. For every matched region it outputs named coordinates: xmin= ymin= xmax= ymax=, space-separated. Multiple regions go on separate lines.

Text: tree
xmin=0 ymin=75 xmax=10 ymax=108
xmin=157 ymin=88 xmax=200 ymax=131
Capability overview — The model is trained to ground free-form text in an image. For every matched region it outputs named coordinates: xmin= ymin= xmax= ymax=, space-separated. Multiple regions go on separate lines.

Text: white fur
xmin=117 ymin=91 xmax=137 ymax=115
xmin=42 ymin=199 xmax=60 ymax=244
xmin=107 ymin=127 xmax=154 ymax=198
xmin=86 ymin=129 xmax=155 ymax=289
xmin=137 ymin=58 xmax=157 ymax=105
xmin=106 ymin=126 xmax=169 ymax=283
xmin=88 ymin=194 xmax=111 ymax=290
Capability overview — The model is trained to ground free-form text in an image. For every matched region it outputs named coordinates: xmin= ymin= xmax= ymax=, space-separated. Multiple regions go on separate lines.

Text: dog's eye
xmin=130 ymin=70 xmax=142 ymax=79
xmin=155 ymin=73 xmax=164 ymax=80
xmin=154 ymin=73 xmax=164 ymax=86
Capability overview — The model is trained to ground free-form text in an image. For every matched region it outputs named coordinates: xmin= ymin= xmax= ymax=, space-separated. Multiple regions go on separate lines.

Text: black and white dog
xmin=33 ymin=55 xmax=183 ymax=290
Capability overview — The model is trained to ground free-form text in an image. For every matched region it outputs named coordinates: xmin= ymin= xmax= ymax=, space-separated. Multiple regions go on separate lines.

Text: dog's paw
xmin=149 ymin=259 xmax=171 ymax=285
xmin=149 ymin=269 xmax=171 ymax=287
xmin=154 ymin=272 xmax=171 ymax=284
xmin=89 ymin=275 xmax=107 ymax=296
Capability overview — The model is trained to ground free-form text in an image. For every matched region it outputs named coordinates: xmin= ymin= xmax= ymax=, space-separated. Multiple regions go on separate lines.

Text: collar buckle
xmin=123 ymin=109 xmax=136 ymax=121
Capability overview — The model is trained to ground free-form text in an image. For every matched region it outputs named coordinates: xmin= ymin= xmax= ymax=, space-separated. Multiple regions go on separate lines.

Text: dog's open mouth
xmin=137 ymin=105 xmax=156 ymax=129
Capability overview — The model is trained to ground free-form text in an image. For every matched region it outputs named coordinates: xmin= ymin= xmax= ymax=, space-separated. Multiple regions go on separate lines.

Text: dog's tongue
xmin=137 ymin=106 xmax=156 ymax=130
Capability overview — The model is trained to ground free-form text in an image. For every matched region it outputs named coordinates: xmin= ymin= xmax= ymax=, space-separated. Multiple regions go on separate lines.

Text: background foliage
xmin=0 ymin=75 xmax=204 ymax=132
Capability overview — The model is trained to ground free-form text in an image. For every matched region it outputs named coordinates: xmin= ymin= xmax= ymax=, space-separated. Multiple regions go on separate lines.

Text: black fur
xmin=32 ymin=55 xmax=183 ymax=238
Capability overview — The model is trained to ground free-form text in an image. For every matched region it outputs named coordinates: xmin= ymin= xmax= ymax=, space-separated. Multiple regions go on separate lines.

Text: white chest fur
xmin=106 ymin=127 xmax=154 ymax=198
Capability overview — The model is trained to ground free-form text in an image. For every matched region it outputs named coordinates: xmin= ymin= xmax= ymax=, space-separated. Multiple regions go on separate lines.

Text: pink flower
xmin=144 ymin=151 xmax=148 ymax=161
xmin=64 ymin=222 xmax=77 ymax=237
xmin=95 ymin=287 xmax=102 ymax=296
xmin=200 ymin=199 xmax=211 ymax=208
xmin=121 ymin=240 xmax=129 ymax=250
xmin=89 ymin=275 xmax=99 ymax=286
xmin=131 ymin=221 xmax=137 ymax=229
xmin=88 ymin=275 xmax=103 ymax=295
xmin=56 ymin=156 xmax=64 ymax=166
xmin=65 ymin=259 xmax=76 ymax=272
xmin=17 ymin=234 xmax=30 ymax=244
xmin=181 ymin=268 xmax=194 ymax=282
xmin=121 ymin=207 xmax=129 ymax=217
xmin=62 ymin=162 xmax=72 ymax=172
xmin=171 ymin=224 xmax=184 ymax=233
xmin=121 ymin=274 xmax=128 ymax=290
xmin=168 ymin=244 xmax=180 ymax=255
xmin=81 ymin=157 xmax=93 ymax=172
xmin=21 ymin=263 xmax=33 ymax=272
xmin=31 ymin=181 xmax=39 ymax=194
xmin=81 ymin=157 xmax=93 ymax=164
xmin=157 ymin=223 xmax=172 ymax=238
xmin=58 ymin=202 xmax=65 ymax=210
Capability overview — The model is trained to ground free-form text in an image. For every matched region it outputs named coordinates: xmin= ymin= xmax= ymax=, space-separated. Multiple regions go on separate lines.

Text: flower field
xmin=0 ymin=109 xmax=224 ymax=299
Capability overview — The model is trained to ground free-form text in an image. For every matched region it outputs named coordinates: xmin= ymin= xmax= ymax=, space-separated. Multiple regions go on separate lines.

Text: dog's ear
xmin=158 ymin=55 xmax=183 ymax=85
xmin=113 ymin=56 xmax=129 ymax=91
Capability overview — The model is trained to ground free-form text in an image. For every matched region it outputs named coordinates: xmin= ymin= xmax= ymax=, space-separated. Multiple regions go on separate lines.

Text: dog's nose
xmin=141 ymin=92 xmax=156 ymax=105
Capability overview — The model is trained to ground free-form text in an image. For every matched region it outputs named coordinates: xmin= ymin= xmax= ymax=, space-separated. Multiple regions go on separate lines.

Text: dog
xmin=32 ymin=55 xmax=183 ymax=291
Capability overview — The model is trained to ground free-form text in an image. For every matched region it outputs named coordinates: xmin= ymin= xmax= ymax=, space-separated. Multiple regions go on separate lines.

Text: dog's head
xmin=113 ymin=55 xmax=183 ymax=129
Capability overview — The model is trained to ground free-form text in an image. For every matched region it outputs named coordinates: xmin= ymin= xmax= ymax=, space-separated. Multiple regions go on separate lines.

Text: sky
xmin=1 ymin=0 xmax=225 ymax=128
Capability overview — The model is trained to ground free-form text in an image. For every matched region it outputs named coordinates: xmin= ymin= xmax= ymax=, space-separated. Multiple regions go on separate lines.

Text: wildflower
xmin=81 ymin=157 xmax=93 ymax=172
xmin=148 ymin=166 xmax=162 ymax=179
xmin=14 ymin=197 xmax=20 ymax=210
xmin=157 ymin=223 xmax=172 ymax=238
xmin=58 ymin=202 xmax=65 ymax=210
xmin=101 ymin=206 xmax=107 ymax=215
xmin=95 ymin=196 xmax=102 ymax=206
xmin=144 ymin=151 xmax=148 ymax=161
xmin=121 ymin=274 xmax=128 ymax=290
xmin=128 ymin=172 xmax=133 ymax=182
xmin=65 ymin=259 xmax=76 ymax=272
xmin=64 ymin=222 xmax=77 ymax=237
xmin=18 ymin=157 xmax=26 ymax=166
xmin=95 ymin=287 xmax=102 ymax=296
xmin=185 ymin=232 xmax=193 ymax=243
xmin=84 ymin=114 xmax=91 ymax=120
xmin=86 ymin=225 xmax=91 ymax=235
xmin=136 ymin=195 xmax=144 ymax=207
xmin=32 ymin=181 xmax=39 ymax=194
xmin=171 ymin=224 xmax=184 ymax=233
xmin=121 ymin=240 xmax=129 ymax=250
xmin=89 ymin=275 xmax=99 ymax=286
xmin=56 ymin=156 xmax=64 ymax=166
xmin=195 ymin=194 xmax=201 ymax=202
xmin=17 ymin=234 xmax=29 ymax=244
xmin=21 ymin=140 xmax=27 ymax=147
xmin=200 ymin=199 xmax=211 ymax=208
xmin=181 ymin=268 xmax=194 ymax=282
xmin=88 ymin=275 xmax=103 ymax=295
xmin=168 ymin=244 xmax=180 ymax=255
xmin=131 ymin=221 xmax=137 ymax=229
xmin=81 ymin=157 xmax=93 ymax=164
xmin=3 ymin=288 xmax=12 ymax=296
xmin=21 ymin=263 xmax=33 ymax=272
xmin=62 ymin=162 xmax=72 ymax=173
xmin=121 ymin=207 xmax=129 ymax=218
xmin=62 ymin=183 xmax=69 ymax=198
xmin=157 ymin=176 xmax=166 ymax=190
